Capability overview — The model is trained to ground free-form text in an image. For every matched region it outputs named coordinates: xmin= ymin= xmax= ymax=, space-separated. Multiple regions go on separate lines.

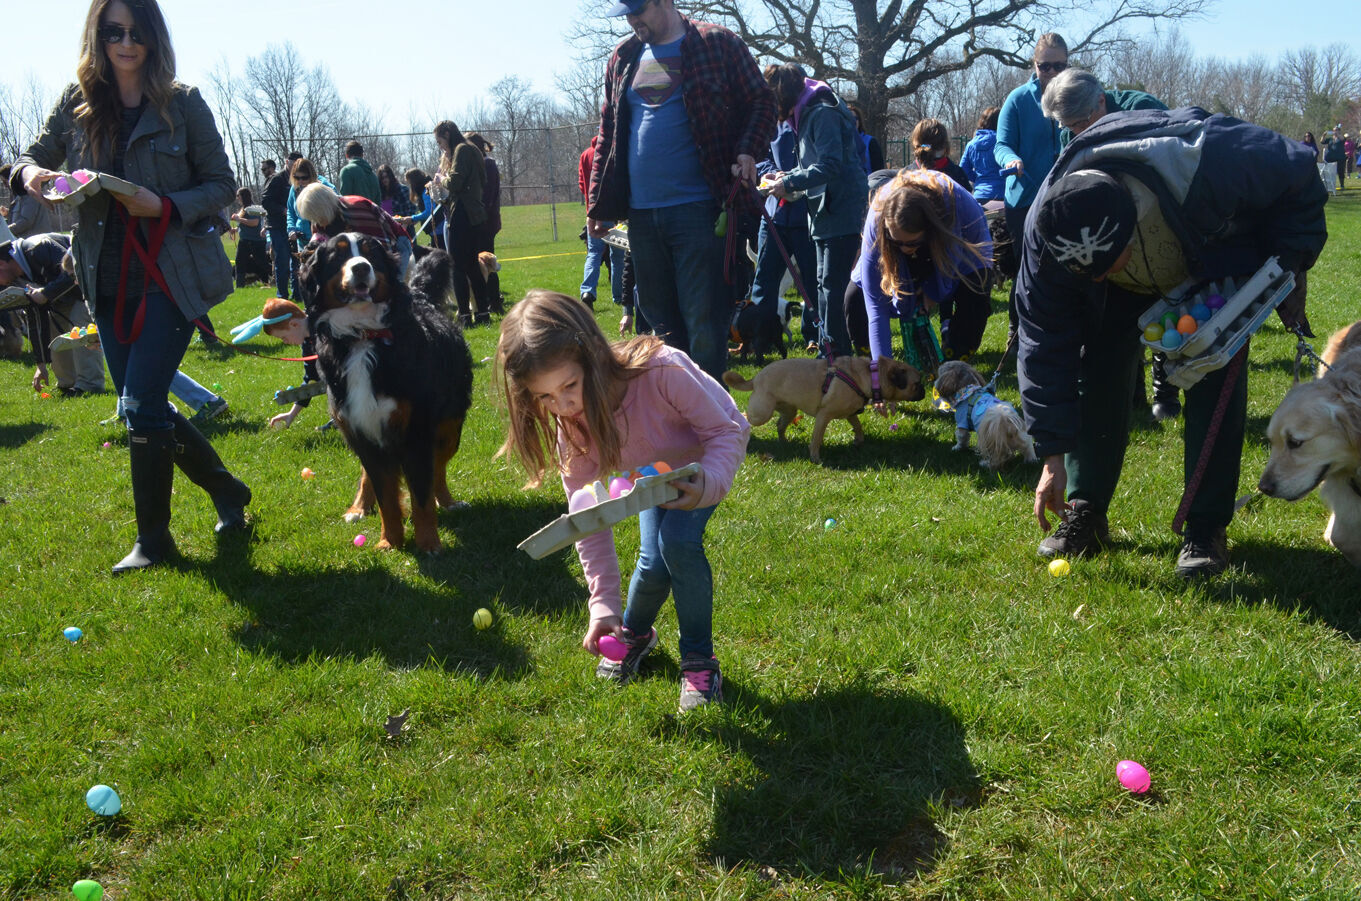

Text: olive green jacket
xmin=14 ymin=82 xmax=236 ymax=320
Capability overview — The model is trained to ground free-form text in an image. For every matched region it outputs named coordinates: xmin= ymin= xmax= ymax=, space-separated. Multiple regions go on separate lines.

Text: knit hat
xmin=1034 ymin=169 xmax=1136 ymax=279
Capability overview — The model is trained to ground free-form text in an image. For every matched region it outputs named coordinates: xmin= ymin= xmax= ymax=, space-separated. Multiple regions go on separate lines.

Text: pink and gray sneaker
xmin=678 ymin=655 xmax=723 ymax=712
xmin=595 ymin=627 xmax=658 ymax=684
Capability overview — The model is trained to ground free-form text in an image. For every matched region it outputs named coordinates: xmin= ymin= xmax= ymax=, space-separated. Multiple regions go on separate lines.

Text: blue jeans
xmin=581 ymin=223 xmax=627 ymax=303
xmin=628 ymin=201 xmax=730 ymax=381
xmin=752 ymin=217 xmax=818 ymax=344
xmin=816 ymin=233 xmax=860 ymax=356
xmin=623 ymin=503 xmax=717 ymax=660
xmin=95 ymin=291 xmax=194 ymax=432
xmin=267 ymin=225 xmax=291 ymax=299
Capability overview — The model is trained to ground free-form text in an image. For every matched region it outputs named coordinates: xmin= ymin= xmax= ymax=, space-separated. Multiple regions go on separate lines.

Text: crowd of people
xmin=0 ymin=0 xmax=1338 ymax=712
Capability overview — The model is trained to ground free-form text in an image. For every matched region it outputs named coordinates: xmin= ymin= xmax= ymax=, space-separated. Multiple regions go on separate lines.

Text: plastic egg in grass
xmin=1116 ymin=759 xmax=1151 ymax=794
xmin=85 ymin=784 xmax=121 ymax=816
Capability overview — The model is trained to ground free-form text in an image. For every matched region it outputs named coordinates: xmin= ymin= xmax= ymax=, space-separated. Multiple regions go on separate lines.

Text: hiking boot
xmin=1176 ymin=528 xmax=1228 ymax=579
xmin=1037 ymin=505 xmax=1110 ymax=559
xmin=1151 ymin=354 xmax=1181 ymax=421
xmin=678 ymin=655 xmax=723 ymax=712
xmin=581 ymin=292 xmax=596 ymax=310
xmin=595 ymin=626 xmax=658 ymax=684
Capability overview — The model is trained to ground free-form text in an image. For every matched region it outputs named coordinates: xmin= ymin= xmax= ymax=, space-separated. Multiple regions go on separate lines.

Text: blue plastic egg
xmin=1190 ymin=302 xmax=1211 ymax=322
xmin=1160 ymin=330 xmax=1183 ymax=350
xmin=63 ymin=626 xmax=82 ymax=643
xmin=86 ymin=784 xmax=121 ymax=816
xmin=636 ymin=465 xmax=660 ymax=478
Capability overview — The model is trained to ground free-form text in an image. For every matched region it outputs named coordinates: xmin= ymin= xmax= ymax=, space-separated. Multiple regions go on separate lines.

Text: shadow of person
xmin=0 ymin=420 xmax=52 ymax=449
xmin=703 ymin=682 xmax=980 ymax=883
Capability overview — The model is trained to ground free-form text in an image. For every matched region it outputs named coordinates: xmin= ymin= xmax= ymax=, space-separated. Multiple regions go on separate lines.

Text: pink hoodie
xmin=558 ymin=345 xmax=750 ymax=622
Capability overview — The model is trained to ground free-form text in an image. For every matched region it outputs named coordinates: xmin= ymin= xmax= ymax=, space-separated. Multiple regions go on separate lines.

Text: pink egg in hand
xmin=71 ymin=170 xmax=94 ymax=185
xmin=1116 ymin=759 xmax=1151 ymax=794
xmin=608 ymin=476 xmax=633 ymax=499
xmin=597 ymin=635 xmax=628 ymax=661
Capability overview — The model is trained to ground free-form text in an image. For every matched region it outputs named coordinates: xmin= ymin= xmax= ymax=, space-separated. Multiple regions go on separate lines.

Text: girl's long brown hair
xmin=875 ymin=170 xmax=989 ymax=301
xmin=496 ymin=290 xmax=663 ymax=488
xmin=75 ymin=0 xmax=177 ymax=167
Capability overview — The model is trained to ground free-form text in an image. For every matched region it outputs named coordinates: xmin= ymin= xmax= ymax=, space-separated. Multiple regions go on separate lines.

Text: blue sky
xmin=5 ymin=0 xmax=1346 ymax=131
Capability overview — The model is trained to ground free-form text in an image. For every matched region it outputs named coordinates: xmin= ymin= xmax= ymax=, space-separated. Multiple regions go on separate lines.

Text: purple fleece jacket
xmin=558 ymin=345 xmax=750 ymax=622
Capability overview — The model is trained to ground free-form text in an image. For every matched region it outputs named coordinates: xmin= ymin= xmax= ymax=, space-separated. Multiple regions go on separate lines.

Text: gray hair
xmin=1041 ymin=68 xmax=1106 ymax=128
xmin=295 ymin=182 xmax=342 ymax=228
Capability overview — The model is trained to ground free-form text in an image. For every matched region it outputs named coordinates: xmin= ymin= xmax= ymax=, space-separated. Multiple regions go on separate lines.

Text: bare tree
xmin=554 ymin=58 xmax=606 ymax=125
xmin=1279 ymin=44 xmax=1361 ymax=129
xmin=1101 ymin=28 xmax=1206 ymax=107
xmin=670 ymin=0 xmax=1213 ymax=141
xmin=0 ymin=75 xmax=54 ymax=165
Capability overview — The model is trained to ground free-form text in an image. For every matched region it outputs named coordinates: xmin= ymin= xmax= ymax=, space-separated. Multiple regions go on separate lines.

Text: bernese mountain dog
xmin=300 ymin=233 xmax=474 ymax=551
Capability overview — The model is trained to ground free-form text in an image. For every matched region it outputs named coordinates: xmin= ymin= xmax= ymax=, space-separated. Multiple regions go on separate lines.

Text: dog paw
xmin=342 ymin=510 xmax=365 ymax=523
xmin=439 ymin=500 xmax=471 ymax=511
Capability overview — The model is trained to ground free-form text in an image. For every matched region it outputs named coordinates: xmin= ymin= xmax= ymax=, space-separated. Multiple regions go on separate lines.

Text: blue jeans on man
xmin=267 ymin=224 xmax=292 ymax=300
xmin=627 ymin=200 xmax=730 ymax=381
xmin=752 ymin=216 xmax=818 ymax=345
xmin=94 ymin=290 xmax=194 ymax=432
xmin=624 ymin=503 xmax=717 ymax=660
xmin=581 ymin=222 xmax=627 ymax=304
xmin=816 ymin=234 xmax=860 ymax=356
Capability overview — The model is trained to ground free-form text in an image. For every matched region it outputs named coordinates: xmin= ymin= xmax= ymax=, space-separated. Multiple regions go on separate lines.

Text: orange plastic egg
xmin=1176 ymin=315 xmax=1198 ymax=335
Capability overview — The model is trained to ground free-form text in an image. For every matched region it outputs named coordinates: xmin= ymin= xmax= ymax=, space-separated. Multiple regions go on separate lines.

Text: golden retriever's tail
xmin=722 ymin=370 xmax=753 ymax=392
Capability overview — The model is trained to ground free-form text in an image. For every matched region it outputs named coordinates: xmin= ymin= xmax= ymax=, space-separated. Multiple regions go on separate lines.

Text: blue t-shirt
xmin=626 ymin=38 xmax=710 ymax=210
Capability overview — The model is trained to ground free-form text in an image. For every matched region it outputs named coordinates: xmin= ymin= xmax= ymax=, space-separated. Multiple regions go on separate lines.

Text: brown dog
xmin=1320 ymin=320 xmax=1361 ymax=374
xmin=724 ymin=356 xmax=924 ymax=463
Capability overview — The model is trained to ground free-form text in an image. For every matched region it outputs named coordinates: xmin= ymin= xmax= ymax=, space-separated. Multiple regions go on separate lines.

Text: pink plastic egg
xmin=1116 ymin=759 xmax=1151 ymax=794
xmin=353 ymin=534 xmax=366 ymax=547
xmin=71 ymin=170 xmax=93 ymax=185
xmin=608 ymin=476 xmax=633 ymax=499
xmin=598 ymin=635 xmax=628 ymax=661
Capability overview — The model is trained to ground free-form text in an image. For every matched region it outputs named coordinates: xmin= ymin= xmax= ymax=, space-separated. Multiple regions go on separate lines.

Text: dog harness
xmin=821 ymin=358 xmax=882 ymax=412
xmin=951 ymin=384 xmax=1008 ymax=432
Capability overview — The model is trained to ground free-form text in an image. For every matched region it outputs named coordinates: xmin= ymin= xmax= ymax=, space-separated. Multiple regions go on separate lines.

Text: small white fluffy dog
xmin=935 ymin=360 xmax=1037 ymax=470
xmin=1258 ymin=326 xmax=1361 ymax=567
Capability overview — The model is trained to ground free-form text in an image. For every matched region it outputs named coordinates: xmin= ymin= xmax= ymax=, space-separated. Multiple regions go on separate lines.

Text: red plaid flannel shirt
xmin=587 ymin=17 xmax=776 ymax=221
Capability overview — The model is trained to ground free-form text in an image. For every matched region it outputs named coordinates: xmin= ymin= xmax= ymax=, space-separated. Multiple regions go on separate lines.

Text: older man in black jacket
xmin=1016 ymin=108 xmax=1327 ymax=578
xmin=0 ymin=232 xmax=104 ymax=396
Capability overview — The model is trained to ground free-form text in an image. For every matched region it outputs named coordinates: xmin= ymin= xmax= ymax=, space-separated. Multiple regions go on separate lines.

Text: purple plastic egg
xmin=1205 ymin=293 xmax=1226 ymax=310
xmin=569 ymin=487 xmax=597 ymax=512
xmin=598 ymin=635 xmax=628 ymax=661
xmin=52 ymin=176 xmax=72 ymax=195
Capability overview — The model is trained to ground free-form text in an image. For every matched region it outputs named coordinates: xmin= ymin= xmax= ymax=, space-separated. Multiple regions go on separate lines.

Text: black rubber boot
xmin=112 ymin=429 xmax=176 ymax=575
xmin=169 ymin=410 xmax=252 ymax=532
xmin=1151 ymin=353 xmax=1182 ymax=421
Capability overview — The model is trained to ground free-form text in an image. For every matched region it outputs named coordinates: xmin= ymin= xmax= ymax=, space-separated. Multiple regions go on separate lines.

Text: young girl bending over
xmin=497 ymin=290 xmax=750 ymax=712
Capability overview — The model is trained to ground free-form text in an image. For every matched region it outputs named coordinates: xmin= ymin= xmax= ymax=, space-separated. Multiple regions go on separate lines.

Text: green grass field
xmin=2 ymin=194 xmax=1360 ymax=900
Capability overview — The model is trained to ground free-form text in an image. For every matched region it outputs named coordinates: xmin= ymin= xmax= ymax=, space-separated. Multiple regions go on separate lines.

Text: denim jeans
xmin=623 ymin=503 xmax=717 ymax=660
xmin=816 ymin=233 xmax=860 ymax=357
xmin=115 ymin=369 xmax=219 ymax=420
xmin=581 ymin=223 xmax=627 ymax=304
xmin=95 ymin=290 xmax=194 ymax=432
xmin=752 ymin=217 xmax=818 ymax=344
xmin=628 ymin=201 xmax=730 ymax=381
xmin=267 ymin=225 xmax=291 ymax=299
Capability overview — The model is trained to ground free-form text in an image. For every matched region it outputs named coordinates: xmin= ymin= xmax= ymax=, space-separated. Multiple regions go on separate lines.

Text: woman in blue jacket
xmin=854 ymin=170 xmax=992 ymax=367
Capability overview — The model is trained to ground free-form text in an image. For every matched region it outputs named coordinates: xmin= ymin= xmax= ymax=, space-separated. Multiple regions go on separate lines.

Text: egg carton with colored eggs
xmin=1136 ymin=257 xmax=1295 ymax=390
xmin=48 ymin=323 xmax=101 ymax=352
xmin=600 ymin=224 xmax=631 ymax=252
xmin=517 ymin=462 xmax=702 ymax=559
xmin=41 ymin=170 xmax=138 ymax=208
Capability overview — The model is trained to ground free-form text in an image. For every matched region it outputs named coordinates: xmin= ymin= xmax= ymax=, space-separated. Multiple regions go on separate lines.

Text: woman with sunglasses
xmin=852 ymin=169 xmax=991 ymax=381
xmin=10 ymin=0 xmax=250 ymax=575
xmin=994 ymin=32 xmax=1068 ymax=341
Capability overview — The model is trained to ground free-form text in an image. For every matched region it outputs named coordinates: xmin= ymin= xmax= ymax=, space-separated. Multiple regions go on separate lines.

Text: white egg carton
xmin=601 ymin=224 xmax=630 ymax=252
xmin=0 ymin=286 xmax=29 ymax=311
xmin=42 ymin=171 xmax=138 ymax=208
xmin=1136 ymin=257 xmax=1295 ymax=390
xmin=517 ymin=462 xmax=702 ymax=560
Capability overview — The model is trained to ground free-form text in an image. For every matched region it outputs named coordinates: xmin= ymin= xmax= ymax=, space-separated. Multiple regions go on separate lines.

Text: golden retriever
xmin=1258 ymin=324 xmax=1361 ymax=567
xmin=723 ymin=356 xmax=924 ymax=463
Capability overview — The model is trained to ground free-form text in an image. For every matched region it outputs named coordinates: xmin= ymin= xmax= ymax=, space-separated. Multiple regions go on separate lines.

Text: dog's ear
xmin=888 ymin=362 xmax=910 ymax=390
xmin=299 ymin=243 xmax=326 ymax=307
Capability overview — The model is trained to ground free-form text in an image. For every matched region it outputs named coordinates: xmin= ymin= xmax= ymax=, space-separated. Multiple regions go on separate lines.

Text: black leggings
xmin=938 ymin=279 xmax=991 ymax=359
xmin=448 ymin=206 xmax=488 ymax=321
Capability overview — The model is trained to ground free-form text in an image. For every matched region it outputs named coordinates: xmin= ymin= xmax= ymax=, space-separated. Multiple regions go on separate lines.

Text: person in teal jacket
xmin=994 ymin=32 xmax=1068 ymax=339
xmin=337 ymin=140 xmax=380 ymax=203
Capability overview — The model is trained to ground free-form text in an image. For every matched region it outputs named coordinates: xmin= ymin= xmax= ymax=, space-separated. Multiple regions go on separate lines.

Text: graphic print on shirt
xmin=632 ymin=48 xmax=683 ymax=108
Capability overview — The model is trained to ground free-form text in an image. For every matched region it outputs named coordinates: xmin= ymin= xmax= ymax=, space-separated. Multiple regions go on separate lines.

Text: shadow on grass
xmin=701 ymin=682 xmax=979 ymax=884
xmin=191 ymin=495 xmax=579 ymax=676
xmin=0 ymin=420 xmax=52 ymax=449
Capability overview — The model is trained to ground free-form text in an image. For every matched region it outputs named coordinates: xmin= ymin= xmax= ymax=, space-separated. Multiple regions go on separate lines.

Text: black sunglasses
xmin=99 ymin=24 xmax=146 ymax=45
xmin=1035 ymin=61 xmax=1067 ymax=73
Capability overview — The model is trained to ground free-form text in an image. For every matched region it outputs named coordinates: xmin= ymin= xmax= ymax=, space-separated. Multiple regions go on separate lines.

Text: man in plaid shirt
xmin=586 ymin=0 xmax=776 ymax=381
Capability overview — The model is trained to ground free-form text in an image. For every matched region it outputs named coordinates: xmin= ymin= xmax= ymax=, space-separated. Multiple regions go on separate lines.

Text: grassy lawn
xmin=2 ymin=194 xmax=1360 ymax=900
